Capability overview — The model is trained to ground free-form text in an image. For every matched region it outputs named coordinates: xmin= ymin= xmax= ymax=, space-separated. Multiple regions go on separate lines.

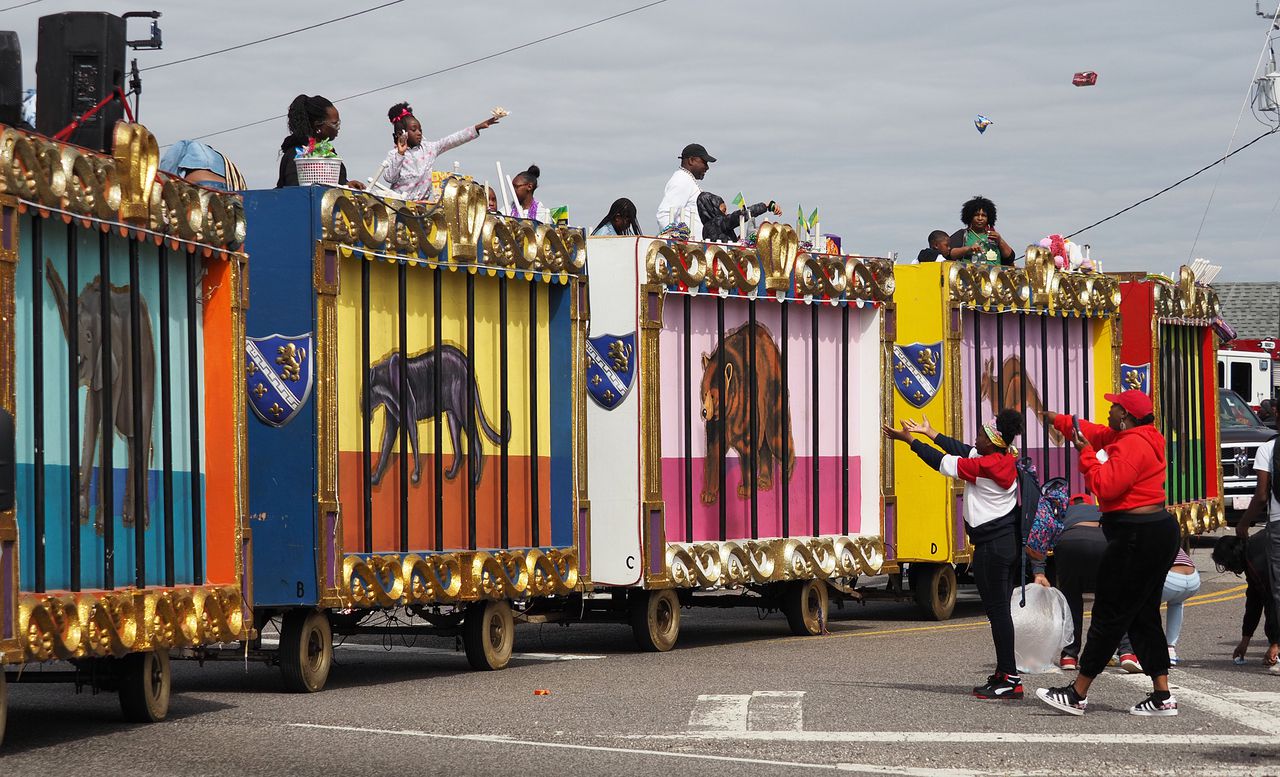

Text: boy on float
xmin=884 ymin=409 xmax=1024 ymax=699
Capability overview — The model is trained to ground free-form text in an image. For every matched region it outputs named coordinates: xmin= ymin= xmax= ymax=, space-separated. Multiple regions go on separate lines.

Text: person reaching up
xmin=382 ymin=101 xmax=499 ymax=202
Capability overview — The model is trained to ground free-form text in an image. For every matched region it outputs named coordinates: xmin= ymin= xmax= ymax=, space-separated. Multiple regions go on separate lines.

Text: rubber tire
xmin=783 ymin=579 xmax=830 ymax=636
xmin=910 ymin=563 xmax=957 ymax=621
xmin=118 ymin=650 xmax=171 ymax=723
xmin=629 ymin=589 xmax=680 ymax=652
xmin=280 ymin=609 xmax=333 ymax=693
xmin=463 ymin=600 xmax=515 ymax=671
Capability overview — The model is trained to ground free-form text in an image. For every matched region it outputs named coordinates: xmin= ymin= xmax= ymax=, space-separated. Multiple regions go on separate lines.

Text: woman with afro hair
xmin=948 ymin=195 xmax=1015 ymax=265
xmin=884 ymin=408 xmax=1025 ymax=700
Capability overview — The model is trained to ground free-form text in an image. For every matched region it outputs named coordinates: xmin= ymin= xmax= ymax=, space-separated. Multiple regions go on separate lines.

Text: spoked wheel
xmin=280 ymin=609 xmax=333 ymax=693
xmin=629 ymin=588 xmax=680 ymax=652
xmin=782 ymin=579 xmax=829 ymax=636
xmin=119 ymin=650 xmax=171 ymax=723
xmin=910 ymin=563 xmax=957 ymax=621
xmin=463 ymin=600 xmax=515 ymax=671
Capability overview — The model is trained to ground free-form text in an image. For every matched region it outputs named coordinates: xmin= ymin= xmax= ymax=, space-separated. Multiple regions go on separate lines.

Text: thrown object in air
xmin=1072 ymin=71 xmax=1098 ymax=87
xmin=491 ymin=106 xmax=509 ymax=119
xmin=974 ymin=114 xmax=993 ymax=134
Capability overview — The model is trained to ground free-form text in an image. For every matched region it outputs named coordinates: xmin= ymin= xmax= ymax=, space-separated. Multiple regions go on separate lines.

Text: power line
xmin=187 ymin=0 xmax=671 ymax=144
xmin=1187 ymin=2 xmax=1280 ymax=260
xmin=1063 ymin=128 xmax=1278 ymax=241
xmin=141 ymin=0 xmax=405 ymax=72
xmin=0 ymin=0 xmax=44 ymax=11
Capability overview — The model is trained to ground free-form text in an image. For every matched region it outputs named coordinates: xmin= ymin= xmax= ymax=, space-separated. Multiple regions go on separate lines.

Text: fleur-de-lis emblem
xmin=253 ymin=383 xmax=267 ymax=398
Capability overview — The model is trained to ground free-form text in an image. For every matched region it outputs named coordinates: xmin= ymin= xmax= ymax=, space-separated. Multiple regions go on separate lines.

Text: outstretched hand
xmin=475 ymin=116 xmax=501 ymax=132
xmin=903 ymin=412 xmax=937 ymax=439
xmin=882 ymin=424 xmax=912 ymax=443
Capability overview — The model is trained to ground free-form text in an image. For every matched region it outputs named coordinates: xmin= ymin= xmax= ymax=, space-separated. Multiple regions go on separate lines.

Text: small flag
xmin=808 ymin=207 xmax=819 ymax=229
xmin=797 ymin=204 xmax=807 ymax=231
xmin=731 ymin=192 xmax=746 ymax=210
xmin=550 ymin=205 xmax=569 ymax=223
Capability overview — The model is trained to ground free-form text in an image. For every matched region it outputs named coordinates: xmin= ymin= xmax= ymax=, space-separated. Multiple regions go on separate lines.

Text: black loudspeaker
xmin=35 ymin=12 xmax=125 ymax=151
xmin=0 ymin=32 xmax=22 ymax=127
xmin=0 ymin=408 xmax=13 ymax=513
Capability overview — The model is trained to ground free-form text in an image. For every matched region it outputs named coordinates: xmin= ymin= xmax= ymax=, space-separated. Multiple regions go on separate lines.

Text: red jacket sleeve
xmin=1053 ymin=414 xmax=1117 ymax=449
xmin=1079 ymin=444 xmax=1142 ymax=504
xmin=955 ymin=453 xmax=1016 ymax=488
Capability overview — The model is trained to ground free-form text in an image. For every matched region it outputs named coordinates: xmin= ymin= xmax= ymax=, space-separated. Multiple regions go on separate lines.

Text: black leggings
xmin=1078 ymin=514 xmax=1180 ymax=679
xmin=972 ymin=531 xmax=1019 ymax=676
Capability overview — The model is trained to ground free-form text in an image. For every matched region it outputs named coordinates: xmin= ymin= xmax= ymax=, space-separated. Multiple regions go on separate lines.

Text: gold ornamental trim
xmin=1151 ymin=265 xmax=1221 ymax=322
xmin=665 ymin=535 xmax=884 ymax=589
xmin=642 ymin=225 xmax=894 ymax=303
xmin=949 ymin=249 xmax=1120 ymax=317
xmin=319 ymin=182 xmax=586 ymax=279
xmin=341 ymin=548 xmax=580 ymax=608
xmin=1172 ymin=498 xmax=1225 ymax=537
xmin=18 ymin=586 xmax=246 ymax=662
xmin=0 ymin=122 xmax=246 ymax=253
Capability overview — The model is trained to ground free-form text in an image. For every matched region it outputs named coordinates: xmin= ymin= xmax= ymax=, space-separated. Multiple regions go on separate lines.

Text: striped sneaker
xmin=1036 ymin=684 xmax=1087 ymax=716
xmin=973 ymin=673 xmax=1023 ymax=700
xmin=1130 ymin=692 xmax=1178 ymax=717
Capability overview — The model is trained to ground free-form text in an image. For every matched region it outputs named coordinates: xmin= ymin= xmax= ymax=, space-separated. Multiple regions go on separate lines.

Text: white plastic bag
xmin=1011 ymin=585 xmax=1075 ymax=674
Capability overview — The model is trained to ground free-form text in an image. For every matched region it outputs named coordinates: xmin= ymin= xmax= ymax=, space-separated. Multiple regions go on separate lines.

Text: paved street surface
xmin=5 ymin=535 xmax=1280 ymax=776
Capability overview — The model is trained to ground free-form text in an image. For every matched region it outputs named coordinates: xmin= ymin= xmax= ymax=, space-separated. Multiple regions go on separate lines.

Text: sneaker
xmin=1130 ymin=692 xmax=1178 ymax=717
xmin=1036 ymin=684 xmax=1088 ymax=716
xmin=973 ymin=673 xmax=1024 ymax=700
xmin=1060 ymin=655 xmax=1078 ymax=671
xmin=1168 ymin=646 xmax=1179 ymax=666
xmin=1107 ymin=654 xmax=1119 ymax=667
xmin=1119 ymin=653 xmax=1143 ymax=674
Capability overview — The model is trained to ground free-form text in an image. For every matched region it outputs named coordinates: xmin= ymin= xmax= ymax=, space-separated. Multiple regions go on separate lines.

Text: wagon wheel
xmin=280 ymin=609 xmax=333 ymax=693
xmin=910 ymin=563 xmax=957 ymax=621
xmin=463 ymin=600 xmax=515 ymax=671
xmin=119 ymin=650 xmax=171 ymax=723
xmin=630 ymin=589 xmax=680 ymax=652
xmin=782 ymin=579 xmax=829 ymax=636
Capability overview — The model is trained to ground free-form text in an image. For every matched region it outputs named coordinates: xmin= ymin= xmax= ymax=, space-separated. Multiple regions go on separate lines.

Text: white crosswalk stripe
xmin=687 ymin=691 xmax=806 ymax=732
xmin=1115 ymin=668 xmax=1280 ymax=734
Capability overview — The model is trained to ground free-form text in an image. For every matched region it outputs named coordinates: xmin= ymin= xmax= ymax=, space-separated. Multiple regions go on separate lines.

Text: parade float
xmin=888 ymin=252 xmax=1122 ymax=619
xmin=583 ymin=229 xmax=892 ymax=649
xmin=238 ymin=179 xmax=586 ymax=685
xmin=0 ymin=122 xmax=250 ymax=742
xmin=1115 ymin=267 xmax=1226 ymax=536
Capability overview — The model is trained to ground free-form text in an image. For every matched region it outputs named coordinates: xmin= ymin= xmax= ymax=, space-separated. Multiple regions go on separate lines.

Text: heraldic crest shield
xmin=246 ymin=333 xmax=315 ymax=427
xmin=893 ymin=342 xmax=943 ymax=409
xmin=1120 ymin=363 xmax=1151 ymax=395
xmin=586 ymin=332 xmax=637 ymax=410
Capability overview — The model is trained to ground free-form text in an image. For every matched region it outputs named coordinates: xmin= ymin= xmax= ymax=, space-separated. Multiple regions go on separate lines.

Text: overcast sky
xmin=6 ymin=1 xmax=1280 ymax=280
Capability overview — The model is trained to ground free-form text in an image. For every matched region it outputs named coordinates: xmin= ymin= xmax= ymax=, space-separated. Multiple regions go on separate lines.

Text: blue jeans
xmin=1162 ymin=570 xmax=1201 ymax=646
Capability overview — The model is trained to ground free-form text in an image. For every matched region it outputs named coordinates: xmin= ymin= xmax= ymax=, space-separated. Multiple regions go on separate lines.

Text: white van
xmin=1218 ymin=348 xmax=1273 ymax=409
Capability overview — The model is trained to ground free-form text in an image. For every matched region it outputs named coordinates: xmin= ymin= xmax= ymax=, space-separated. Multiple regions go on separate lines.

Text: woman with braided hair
xmin=275 ymin=94 xmax=364 ymax=189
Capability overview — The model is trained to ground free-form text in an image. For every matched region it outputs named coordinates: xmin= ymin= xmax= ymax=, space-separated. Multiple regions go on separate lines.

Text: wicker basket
xmin=294 ymin=156 xmax=343 ymax=186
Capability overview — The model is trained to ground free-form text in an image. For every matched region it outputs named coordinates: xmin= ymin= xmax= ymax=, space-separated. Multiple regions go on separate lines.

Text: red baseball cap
xmin=1104 ymin=389 xmax=1153 ymax=419
xmin=1069 ymin=492 xmax=1095 ymax=505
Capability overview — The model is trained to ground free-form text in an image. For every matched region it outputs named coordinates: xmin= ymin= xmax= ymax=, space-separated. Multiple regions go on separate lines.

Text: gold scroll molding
xmin=643 ymin=230 xmax=895 ymax=303
xmin=665 ymin=535 xmax=884 ymax=589
xmin=1171 ymin=499 xmax=1225 ymax=537
xmin=319 ymin=183 xmax=586 ymax=277
xmin=949 ymin=249 xmax=1120 ymax=317
xmin=0 ymin=123 xmax=246 ymax=252
xmin=19 ymin=586 xmax=246 ymax=662
xmin=1152 ymin=265 xmax=1221 ymax=322
xmin=341 ymin=548 xmax=580 ymax=608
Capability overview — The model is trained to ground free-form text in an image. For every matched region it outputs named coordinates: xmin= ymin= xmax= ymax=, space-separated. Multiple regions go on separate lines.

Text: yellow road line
xmin=811 ymin=584 xmax=1248 ymax=643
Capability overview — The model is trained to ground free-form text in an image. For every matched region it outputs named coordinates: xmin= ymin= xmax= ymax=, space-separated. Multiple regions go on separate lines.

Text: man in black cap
xmin=656 ymin=143 xmax=716 ymax=240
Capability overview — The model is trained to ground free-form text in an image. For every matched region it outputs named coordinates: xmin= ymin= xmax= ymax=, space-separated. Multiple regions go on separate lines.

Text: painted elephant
xmin=46 ymin=259 xmax=155 ymax=532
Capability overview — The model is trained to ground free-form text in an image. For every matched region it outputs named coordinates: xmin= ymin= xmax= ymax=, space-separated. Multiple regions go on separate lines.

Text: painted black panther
xmin=367 ymin=344 xmax=511 ymax=486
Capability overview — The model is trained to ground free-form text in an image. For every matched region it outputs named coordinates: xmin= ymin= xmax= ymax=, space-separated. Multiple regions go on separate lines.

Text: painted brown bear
xmin=699 ymin=321 xmax=795 ymax=502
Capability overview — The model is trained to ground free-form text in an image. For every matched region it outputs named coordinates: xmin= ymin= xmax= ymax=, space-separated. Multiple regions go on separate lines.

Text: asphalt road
xmin=4 ymin=534 xmax=1280 ymax=776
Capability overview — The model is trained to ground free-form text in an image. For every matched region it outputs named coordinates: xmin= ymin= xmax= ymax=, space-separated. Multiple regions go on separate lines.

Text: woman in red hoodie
xmin=1035 ymin=389 xmax=1181 ymax=718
